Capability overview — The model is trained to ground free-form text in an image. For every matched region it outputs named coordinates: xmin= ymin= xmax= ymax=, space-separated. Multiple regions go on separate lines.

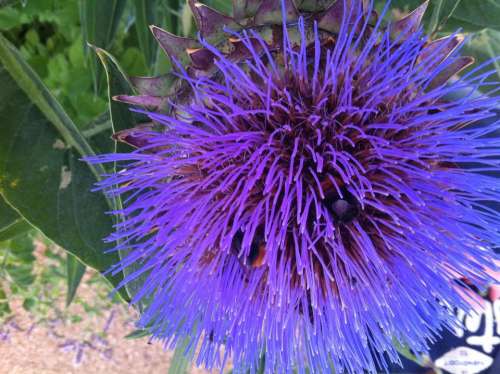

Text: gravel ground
xmin=0 ymin=275 xmax=214 ymax=374
xmin=1 ymin=304 xmax=172 ymax=373
xmin=0 ymin=302 xmax=220 ymax=374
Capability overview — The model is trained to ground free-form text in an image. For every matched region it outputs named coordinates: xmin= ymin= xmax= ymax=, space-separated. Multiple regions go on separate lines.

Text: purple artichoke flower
xmin=88 ymin=1 xmax=500 ymax=373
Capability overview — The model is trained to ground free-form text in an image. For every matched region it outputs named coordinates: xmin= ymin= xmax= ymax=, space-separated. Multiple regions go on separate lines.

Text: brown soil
xmin=0 ymin=239 xmax=238 ymax=374
xmin=0 ymin=300 xmax=215 ymax=374
xmin=0 ymin=259 xmax=214 ymax=374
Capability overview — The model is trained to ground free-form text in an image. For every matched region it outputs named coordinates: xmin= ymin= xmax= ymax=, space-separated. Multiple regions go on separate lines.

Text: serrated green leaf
xmin=0 ymin=34 xmax=129 ymax=302
xmin=79 ymin=0 xmax=127 ymax=93
xmin=66 ymin=252 xmax=86 ymax=306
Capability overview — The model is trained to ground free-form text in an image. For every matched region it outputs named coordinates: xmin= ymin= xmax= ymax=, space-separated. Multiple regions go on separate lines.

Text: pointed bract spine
xmin=150 ymin=25 xmax=199 ymax=65
xmin=187 ymin=47 xmax=216 ymax=71
xmin=112 ymin=123 xmax=156 ymax=149
xmin=391 ymin=0 xmax=429 ymax=37
xmin=421 ymin=34 xmax=464 ymax=63
xmin=189 ymin=0 xmax=239 ymax=38
xmin=428 ymin=56 xmax=475 ymax=89
xmin=113 ymin=94 xmax=165 ymax=110
xmin=129 ymin=74 xmax=179 ymax=97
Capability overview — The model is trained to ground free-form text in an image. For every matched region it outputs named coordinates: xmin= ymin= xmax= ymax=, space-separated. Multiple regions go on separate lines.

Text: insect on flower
xmin=87 ymin=0 xmax=500 ymax=373
xmin=231 ymin=229 xmax=267 ymax=268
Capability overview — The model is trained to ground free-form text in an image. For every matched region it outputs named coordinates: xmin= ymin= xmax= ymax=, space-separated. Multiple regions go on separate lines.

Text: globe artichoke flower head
xmin=89 ymin=0 xmax=500 ymax=372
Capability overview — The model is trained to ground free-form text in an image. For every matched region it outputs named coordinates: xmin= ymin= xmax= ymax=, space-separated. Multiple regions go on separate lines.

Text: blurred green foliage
xmin=0 ymin=0 xmax=106 ymax=126
xmin=0 ymin=0 xmax=153 ymax=127
xmin=0 ymin=232 xmax=119 ymax=324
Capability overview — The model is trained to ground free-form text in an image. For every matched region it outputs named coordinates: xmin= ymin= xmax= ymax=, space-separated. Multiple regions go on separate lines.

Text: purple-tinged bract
xmin=89 ymin=1 xmax=500 ymax=373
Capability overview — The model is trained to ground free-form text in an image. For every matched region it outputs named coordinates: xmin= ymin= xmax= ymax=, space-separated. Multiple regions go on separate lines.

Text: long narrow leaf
xmin=80 ymin=0 xmax=127 ymax=93
xmin=168 ymin=337 xmax=193 ymax=374
xmin=0 ymin=35 xmax=129 ymax=302
xmin=134 ymin=0 xmax=159 ymax=68
xmin=66 ymin=253 xmax=86 ymax=306
xmin=95 ymin=47 xmax=149 ymax=306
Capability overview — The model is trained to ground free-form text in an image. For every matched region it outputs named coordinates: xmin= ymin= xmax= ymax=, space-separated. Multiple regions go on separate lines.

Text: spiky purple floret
xmin=88 ymin=2 xmax=500 ymax=373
